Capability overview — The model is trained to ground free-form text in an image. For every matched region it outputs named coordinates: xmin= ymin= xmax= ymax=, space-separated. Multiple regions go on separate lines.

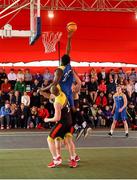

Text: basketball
xmin=67 ymin=22 xmax=77 ymax=32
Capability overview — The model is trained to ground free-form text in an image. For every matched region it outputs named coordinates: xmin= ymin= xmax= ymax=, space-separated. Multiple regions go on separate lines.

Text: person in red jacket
xmin=98 ymin=80 xmax=107 ymax=94
xmin=95 ymin=92 xmax=107 ymax=110
xmin=1 ymin=78 xmax=11 ymax=100
xmin=38 ymin=104 xmax=50 ymax=128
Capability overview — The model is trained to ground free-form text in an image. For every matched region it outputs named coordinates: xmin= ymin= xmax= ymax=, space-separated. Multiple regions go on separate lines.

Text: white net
xmin=42 ymin=31 xmax=62 ymax=53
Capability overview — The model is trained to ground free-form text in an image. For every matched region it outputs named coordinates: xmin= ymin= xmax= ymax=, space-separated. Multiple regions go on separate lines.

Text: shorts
xmin=49 ymin=106 xmax=74 ymax=139
xmin=49 ymin=121 xmax=74 ymax=140
xmin=113 ymin=109 xmax=127 ymax=121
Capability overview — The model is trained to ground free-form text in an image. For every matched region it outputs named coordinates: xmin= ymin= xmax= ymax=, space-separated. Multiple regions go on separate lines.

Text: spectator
xmin=33 ymin=72 xmax=43 ymax=85
xmin=107 ymin=93 xmax=114 ymax=108
xmin=43 ymin=68 xmax=53 ymax=81
xmin=128 ymin=68 xmax=137 ymax=83
xmin=80 ymin=81 xmax=87 ymax=99
xmin=30 ymin=91 xmax=41 ymax=107
xmin=27 ymin=106 xmax=39 ymax=128
xmin=82 ymin=72 xmax=90 ymax=84
xmin=118 ymin=68 xmax=126 ymax=80
xmin=0 ymin=90 xmax=6 ymax=108
xmin=43 ymin=99 xmax=54 ymax=118
xmin=127 ymin=102 xmax=136 ymax=127
xmin=16 ymin=69 xmax=24 ymax=81
xmin=7 ymin=68 xmax=17 ymax=89
xmin=1 ymin=78 xmax=11 ymax=100
xmin=90 ymin=68 xmax=98 ymax=81
xmin=126 ymin=79 xmax=134 ymax=101
xmin=98 ymin=80 xmax=107 ymax=93
xmin=14 ymin=78 xmax=26 ymax=95
xmin=134 ymin=81 xmax=137 ymax=104
xmin=109 ymin=68 xmax=115 ymax=80
xmin=95 ymin=92 xmax=107 ymax=110
xmin=38 ymin=104 xmax=50 ymax=128
xmin=17 ymin=103 xmax=29 ymax=128
xmin=31 ymin=79 xmax=41 ymax=92
xmin=98 ymin=67 xmax=107 ymax=83
xmin=87 ymin=77 xmax=98 ymax=103
xmin=0 ymin=68 xmax=7 ymax=85
xmin=0 ymin=102 xmax=11 ymax=129
xmin=114 ymin=73 xmax=118 ymax=85
xmin=107 ymin=78 xmax=116 ymax=94
xmin=104 ymin=106 xmax=113 ymax=127
xmin=9 ymin=91 xmax=21 ymax=106
xmin=41 ymin=79 xmax=50 ymax=89
xmin=90 ymin=104 xmax=98 ymax=128
xmin=21 ymin=91 xmax=30 ymax=107
xmin=10 ymin=103 xmax=18 ymax=128
xmin=24 ymin=69 xmax=32 ymax=85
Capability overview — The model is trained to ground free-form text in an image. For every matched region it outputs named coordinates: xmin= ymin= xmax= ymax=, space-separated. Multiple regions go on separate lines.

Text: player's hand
xmin=111 ymin=110 xmax=114 ymax=115
xmin=44 ymin=118 xmax=49 ymax=123
xmin=37 ymin=88 xmax=41 ymax=93
xmin=119 ymin=108 xmax=123 ymax=112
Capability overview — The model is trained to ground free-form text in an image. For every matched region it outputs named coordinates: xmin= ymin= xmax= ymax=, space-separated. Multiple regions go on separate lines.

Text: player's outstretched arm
xmin=66 ymin=31 xmax=74 ymax=55
xmin=40 ymin=68 xmax=63 ymax=92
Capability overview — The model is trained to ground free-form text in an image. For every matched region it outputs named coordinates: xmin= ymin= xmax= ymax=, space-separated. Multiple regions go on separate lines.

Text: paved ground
xmin=0 ymin=129 xmax=137 ymax=149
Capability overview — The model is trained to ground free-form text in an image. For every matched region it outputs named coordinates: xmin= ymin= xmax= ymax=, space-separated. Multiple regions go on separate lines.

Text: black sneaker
xmin=108 ymin=132 xmax=112 ymax=137
xmin=76 ymin=128 xmax=84 ymax=141
xmin=125 ymin=133 xmax=129 ymax=137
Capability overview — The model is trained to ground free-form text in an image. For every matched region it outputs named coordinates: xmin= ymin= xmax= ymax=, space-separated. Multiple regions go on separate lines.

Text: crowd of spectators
xmin=0 ymin=67 xmax=137 ymax=130
xmin=78 ymin=67 xmax=137 ymax=129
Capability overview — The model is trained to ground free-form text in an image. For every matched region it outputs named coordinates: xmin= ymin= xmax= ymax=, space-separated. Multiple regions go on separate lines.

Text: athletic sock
xmin=125 ymin=131 xmax=128 ymax=134
xmin=53 ymin=156 xmax=57 ymax=160
xmin=110 ymin=130 xmax=113 ymax=134
xmin=71 ymin=156 xmax=75 ymax=160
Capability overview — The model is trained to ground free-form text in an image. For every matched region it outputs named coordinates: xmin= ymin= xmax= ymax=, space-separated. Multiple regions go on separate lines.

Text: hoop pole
xmin=58 ymin=41 xmax=61 ymax=66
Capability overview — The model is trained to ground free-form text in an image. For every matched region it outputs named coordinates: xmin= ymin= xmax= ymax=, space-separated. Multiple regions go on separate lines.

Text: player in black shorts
xmin=44 ymin=85 xmax=78 ymax=168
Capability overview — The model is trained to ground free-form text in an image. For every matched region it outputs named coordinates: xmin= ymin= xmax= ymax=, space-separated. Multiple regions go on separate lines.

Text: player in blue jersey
xmin=39 ymin=31 xmax=81 ymax=162
xmin=108 ymin=86 xmax=129 ymax=137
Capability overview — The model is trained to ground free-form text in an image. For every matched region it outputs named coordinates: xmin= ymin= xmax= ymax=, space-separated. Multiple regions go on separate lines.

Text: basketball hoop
xmin=42 ymin=31 xmax=62 ymax=53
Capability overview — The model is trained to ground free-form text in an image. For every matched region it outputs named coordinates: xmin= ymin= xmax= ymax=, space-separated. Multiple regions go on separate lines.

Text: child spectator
xmin=27 ymin=106 xmax=39 ymax=128
xmin=0 ymin=101 xmax=11 ymax=129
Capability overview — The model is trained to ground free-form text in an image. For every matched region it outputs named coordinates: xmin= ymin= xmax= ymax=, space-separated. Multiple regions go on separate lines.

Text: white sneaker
xmin=6 ymin=126 xmax=10 ymax=129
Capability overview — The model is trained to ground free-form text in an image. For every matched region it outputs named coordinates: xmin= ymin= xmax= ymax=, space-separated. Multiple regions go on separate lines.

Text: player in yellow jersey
xmin=44 ymin=85 xmax=78 ymax=168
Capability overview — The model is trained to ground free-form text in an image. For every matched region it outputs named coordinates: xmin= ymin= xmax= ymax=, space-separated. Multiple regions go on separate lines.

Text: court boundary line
xmin=0 ymin=133 xmax=137 ymax=139
xmin=0 ymin=146 xmax=137 ymax=151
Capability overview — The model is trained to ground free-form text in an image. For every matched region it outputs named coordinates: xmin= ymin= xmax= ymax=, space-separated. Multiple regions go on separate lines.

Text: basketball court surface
xmin=0 ymin=129 xmax=137 ymax=179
